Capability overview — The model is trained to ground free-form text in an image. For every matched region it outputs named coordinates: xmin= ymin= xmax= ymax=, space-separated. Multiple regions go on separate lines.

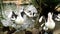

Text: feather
xmin=45 ymin=12 xmax=55 ymax=29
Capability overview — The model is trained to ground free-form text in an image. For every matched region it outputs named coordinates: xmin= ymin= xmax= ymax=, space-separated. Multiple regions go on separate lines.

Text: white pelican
xmin=45 ymin=12 xmax=55 ymax=29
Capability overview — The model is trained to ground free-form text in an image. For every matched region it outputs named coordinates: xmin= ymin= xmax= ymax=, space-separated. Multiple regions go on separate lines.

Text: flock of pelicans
xmin=0 ymin=3 xmax=60 ymax=34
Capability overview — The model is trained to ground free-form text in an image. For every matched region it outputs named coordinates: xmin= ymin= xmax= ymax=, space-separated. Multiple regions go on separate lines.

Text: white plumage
xmin=14 ymin=6 xmax=25 ymax=25
xmin=24 ymin=5 xmax=37 ymax=17
xmin=1 ymin=5 xmax=37 ymax=31
xmin=57 ymin=14 xmax=60 ymax=18
xmin=45 ymin=12 xmax=55 ymax=29
xmin=40 ymin=12 xmax=55 ymax=31
xmin=55 ymin=14 xmax=60 ymax=21
xmin=39 ymin=16 xmax=43 ymax=22
xmin=15 ymin=13 xmax=24 ymax=25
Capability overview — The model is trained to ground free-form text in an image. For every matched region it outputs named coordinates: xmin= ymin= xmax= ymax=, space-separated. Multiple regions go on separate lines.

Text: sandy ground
xmin=0 ymin=20 xmax=60 ymax=34
xmin=53 ymin=21 xmax=60 ymax=34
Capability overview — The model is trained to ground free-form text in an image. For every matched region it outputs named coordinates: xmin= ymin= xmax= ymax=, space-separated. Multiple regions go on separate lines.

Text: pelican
xmin=45 ymin=12 xmax=55 ymax=29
